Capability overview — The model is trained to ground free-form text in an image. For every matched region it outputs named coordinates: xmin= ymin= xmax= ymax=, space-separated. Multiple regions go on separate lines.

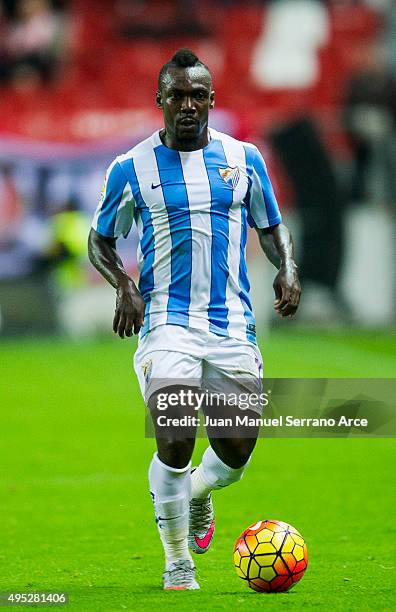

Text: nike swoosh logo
xmin=156 ymin=515 xmax=181 ymax=523
xmin=194 ymin=519 xmax=215 ymax=549
xmin=151 ymin=182 xmax=162 ymax=189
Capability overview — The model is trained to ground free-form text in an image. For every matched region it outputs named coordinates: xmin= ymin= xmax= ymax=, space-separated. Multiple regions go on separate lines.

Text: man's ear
xmin=156 ymin=90 xmax=163 ymax=108
xmin=209 ymin=90 xmax=215 ymax=109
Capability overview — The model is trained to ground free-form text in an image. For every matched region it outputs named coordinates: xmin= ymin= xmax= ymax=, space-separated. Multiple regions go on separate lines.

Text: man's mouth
xmin=178 ymin=117 xmax=198 ymax=126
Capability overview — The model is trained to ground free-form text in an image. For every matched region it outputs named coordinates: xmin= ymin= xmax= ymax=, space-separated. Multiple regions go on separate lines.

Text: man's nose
xmin=181 ymin=96 xmax=196 ymax=112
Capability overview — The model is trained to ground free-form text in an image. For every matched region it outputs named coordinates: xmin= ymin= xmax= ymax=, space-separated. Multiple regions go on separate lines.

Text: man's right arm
xmin=88 ymin=228 xmax=145 ymax=338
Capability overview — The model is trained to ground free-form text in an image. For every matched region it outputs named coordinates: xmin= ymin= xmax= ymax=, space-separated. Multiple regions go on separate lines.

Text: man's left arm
xmin=256 ymin=224 xmax=301 ymax=318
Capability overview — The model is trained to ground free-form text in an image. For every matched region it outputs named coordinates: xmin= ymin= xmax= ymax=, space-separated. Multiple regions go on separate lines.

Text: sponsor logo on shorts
xmin=142 ymin=358 xmax=152 ymax=383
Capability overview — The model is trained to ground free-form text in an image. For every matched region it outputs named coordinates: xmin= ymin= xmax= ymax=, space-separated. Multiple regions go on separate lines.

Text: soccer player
xmin=88 ymin=48 xmax=301 ymax=590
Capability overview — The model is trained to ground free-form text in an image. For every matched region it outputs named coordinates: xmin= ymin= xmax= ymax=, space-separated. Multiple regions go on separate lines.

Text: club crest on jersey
xmin=218 ymin=166 xmax=240 ymax=189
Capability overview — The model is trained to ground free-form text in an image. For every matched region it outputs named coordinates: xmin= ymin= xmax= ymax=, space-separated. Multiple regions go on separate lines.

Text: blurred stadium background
xmin=0 ymin=0 xmax=395 ymax=336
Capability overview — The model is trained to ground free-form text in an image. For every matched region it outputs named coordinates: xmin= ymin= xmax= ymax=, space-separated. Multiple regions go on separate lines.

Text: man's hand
xmin=255 ymin=224 xmax=301 ymax=318
xmin=113 ymin=281 xmax=145 ymax=338
xmin=273 ymin=263 xmax=301 ymax=318
xmin=88 ymin=229 xmax=145 ymax=338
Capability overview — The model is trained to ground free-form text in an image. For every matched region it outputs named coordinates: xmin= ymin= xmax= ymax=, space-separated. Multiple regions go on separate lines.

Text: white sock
xmin=148 ymin=452 xmax=192 ymax=568
xmin=191 ymin=446 xmax=250 ymax=499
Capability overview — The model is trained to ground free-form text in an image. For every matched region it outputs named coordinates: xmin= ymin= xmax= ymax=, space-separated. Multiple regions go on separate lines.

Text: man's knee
xmin=227 ymin=439 xmax=256 ymax=468
xmin=211 ymin=437 xmax=257 ymax=469
xmin=156 ymin=438 xmax=195 ymax=469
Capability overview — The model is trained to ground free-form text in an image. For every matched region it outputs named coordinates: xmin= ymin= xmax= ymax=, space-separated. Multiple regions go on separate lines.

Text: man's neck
xmin=159 ymin=128 xmax=210 ymax=152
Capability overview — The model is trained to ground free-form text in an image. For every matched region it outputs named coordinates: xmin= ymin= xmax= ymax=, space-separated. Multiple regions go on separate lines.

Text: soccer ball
xmin=233 ymin=519 xmax=308 ymax=592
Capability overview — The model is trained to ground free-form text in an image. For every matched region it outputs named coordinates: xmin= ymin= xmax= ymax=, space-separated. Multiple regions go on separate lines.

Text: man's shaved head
xmin=158 ymin=48 xmax=212 ymax=91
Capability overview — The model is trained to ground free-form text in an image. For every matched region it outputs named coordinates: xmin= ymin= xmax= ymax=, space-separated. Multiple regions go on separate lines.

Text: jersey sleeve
xmin=91 ymin=158 xmax=135 ymax=238
xmin=244 ymin=144 xmax=282 ymax=229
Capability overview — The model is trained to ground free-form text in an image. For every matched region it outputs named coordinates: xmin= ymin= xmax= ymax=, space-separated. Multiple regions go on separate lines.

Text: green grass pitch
xmin=1 ymin=329 xmax=395 ymax=611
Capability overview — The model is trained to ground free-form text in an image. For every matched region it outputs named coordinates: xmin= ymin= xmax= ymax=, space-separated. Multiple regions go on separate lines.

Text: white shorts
xmin=133 ymin=324 xmax=264 ymax=414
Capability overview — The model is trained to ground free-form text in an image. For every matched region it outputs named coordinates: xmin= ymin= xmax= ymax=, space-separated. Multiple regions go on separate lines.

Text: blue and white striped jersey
xmin=92 ymin=128 xmax=281 ymax=344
